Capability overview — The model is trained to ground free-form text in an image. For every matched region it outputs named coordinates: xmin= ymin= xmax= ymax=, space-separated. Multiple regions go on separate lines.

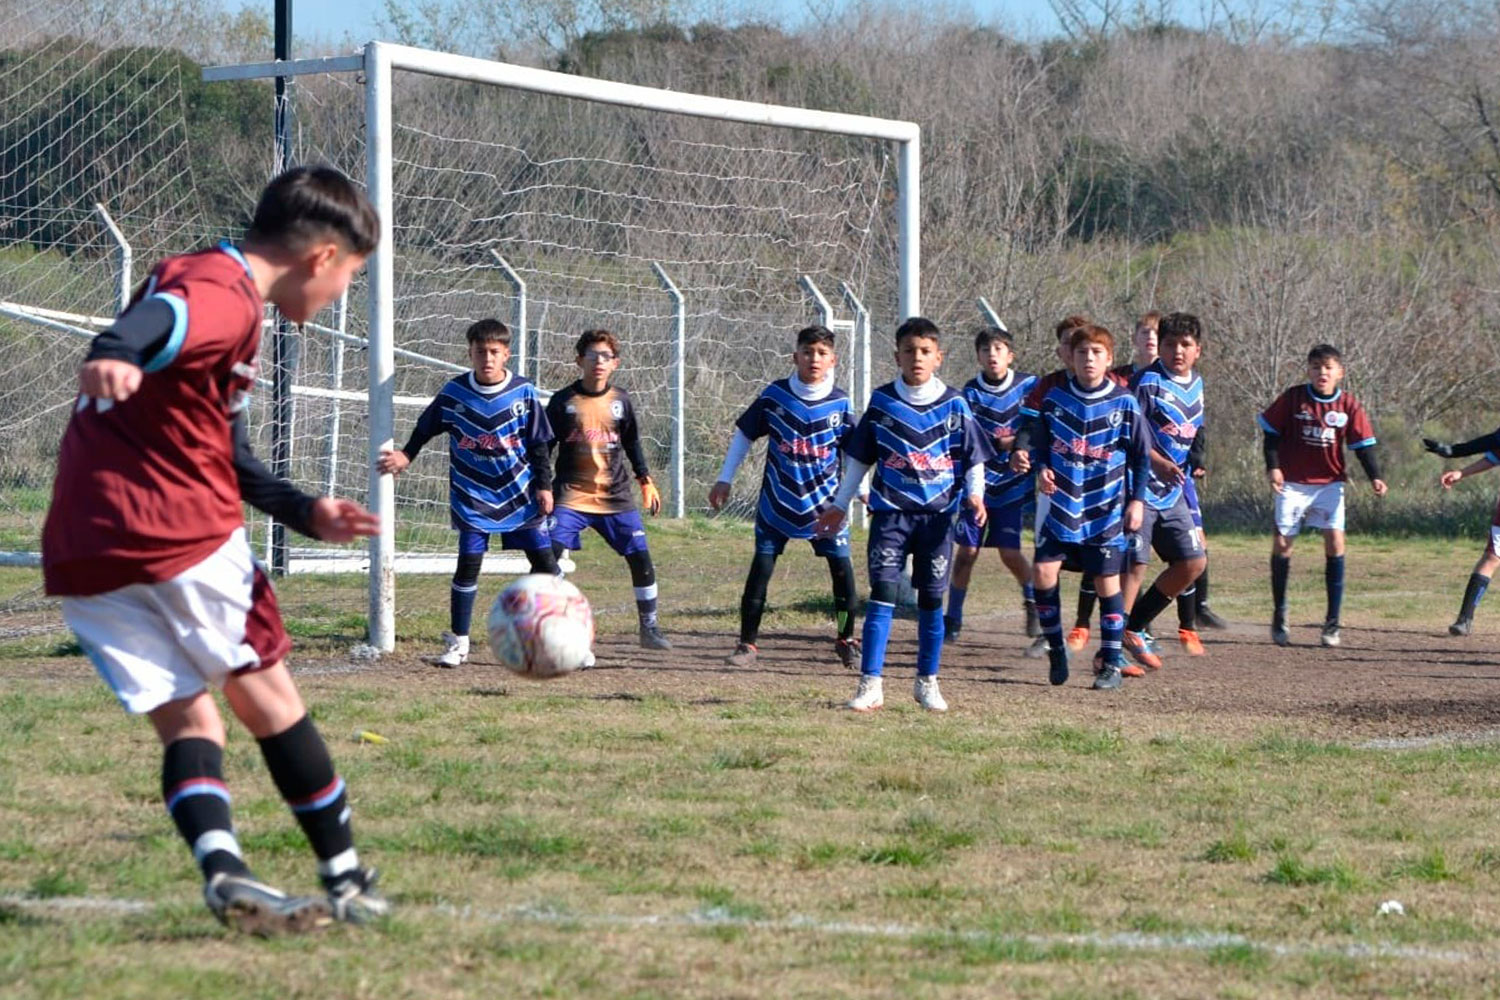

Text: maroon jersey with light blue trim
xmin=1258 ymin=384 xmax=1377 ymax=485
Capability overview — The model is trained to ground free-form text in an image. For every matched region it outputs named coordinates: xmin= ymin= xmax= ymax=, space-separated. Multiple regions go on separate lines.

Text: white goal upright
xmin=203 ymin=42 xmax=921 ymax=653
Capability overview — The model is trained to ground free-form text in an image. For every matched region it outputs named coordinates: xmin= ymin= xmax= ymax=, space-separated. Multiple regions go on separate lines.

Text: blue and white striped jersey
xmin=401 ymin=372 xmax=554 ymax=533
xmin=962 ymin=370 xmax=1038 ymax=510
xmin=735 ymin=379 xmax=854 ymax=538
xmin=1131 ymin=361 xmax=1204 ymax=511
xmin=844 ymin=381 xmax=994 ymax=514
xmin=1031 ymin=377 xmax=1152 ymax=546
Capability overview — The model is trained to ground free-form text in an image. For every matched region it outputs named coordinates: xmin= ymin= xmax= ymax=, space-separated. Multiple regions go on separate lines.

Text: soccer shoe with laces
xmin=323 ymin=867 xmax=391 ymax=925
xmin=1271 ymin=609 xmax=1290 ymax=647
xmin=639 ymin=624 xmax=673 ymax=650
xmin=914 ymin=676 xmax=948 ymax=712
xmin=725 ymin=642 xmax=758 ymax=667
xmin=1320 ymin=621 xmax=1341 ymax=648
xmin=1065 ymin=626 xmax=1090 ymax=653
xmin=835 ymin=637 xmax=861 ymax=670
xmin=203 ymin=872 xmax=332 ymax=936
xmin=1023 ymin=600 xmax=1041 ymax=638
xmin=1092 ymin=657 xmax=1124 ymax=691
xmin=942 ymin=616 xmax=961 ymax=644
xmin=428 ymin=631 xmax=468 ymax=668
xmin=1178 ymin=628 xmax=1206 ymax=656
xmin=1449 ymin=618 xmax=1473 ymax=637
xmin=1195 ymin=605 xmax=1230 ymax=631
xmin=846 ymin=674 xmax=884 ymax=712
xmin=1047 ymin=645 xmax=1070 ymax=686
xmin=1122 ymin=630 xmax=1163 ymax=671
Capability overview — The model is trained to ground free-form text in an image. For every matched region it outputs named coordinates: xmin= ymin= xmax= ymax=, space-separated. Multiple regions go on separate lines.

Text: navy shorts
xmin=458 ymin=523 xmax=551 ymax=556
xmin=756 ymin=517 xmax=849 ymax=558
xmin=1129 ymin=496 xmax=1203 ymax=566
xmin=868 ymin=511 xmax=955 ymax=602
xmin=952 ymin=500 xmax=1030 ymax=551
xmin=1184 ymin=478 xmax=1203 ymax=529
xmin=551 ymin=506 xmax=649 ymax=556
xmin=1034 ymin=528 xmax=1127 ymax=577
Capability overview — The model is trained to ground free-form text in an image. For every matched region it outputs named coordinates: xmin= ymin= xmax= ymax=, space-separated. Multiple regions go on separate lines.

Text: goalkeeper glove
xmin=1422 ymin=438 xmax=1453 ymax=458
xmin=639 ymin=475 xmax=662 ymax=516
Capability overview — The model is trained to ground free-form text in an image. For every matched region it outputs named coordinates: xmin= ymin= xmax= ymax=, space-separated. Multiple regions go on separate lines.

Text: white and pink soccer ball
xmin=487 ymin=574 xmax=594 ymax=679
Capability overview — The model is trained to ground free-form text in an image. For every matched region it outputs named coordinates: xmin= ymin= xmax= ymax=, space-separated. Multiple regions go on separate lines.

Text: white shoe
xmin=914 ymin=675 xmax=948 ymax=712
xmin=582 ymin=650 xmax=596 ymax=668
xmin=846 ymin=674 xmax=884 ymax=712
xmin=430 ymin=631 xmax=468 ymax=668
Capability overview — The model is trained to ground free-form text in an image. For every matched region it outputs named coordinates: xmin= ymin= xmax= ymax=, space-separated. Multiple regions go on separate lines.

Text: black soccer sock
xmin=258 ymin=715 xmax=359 ymax=884
xmin=1458 ymin=572 xmax=1491 ymax=623
xmin=826 ymin=555 xmax=857 ymax=640
xmin=738 ymin=553 xmax=777 ymax=645
xmin=1127 ymin=584 xmax=1173 ymax=634
xmin=625 ymin=549 xmax=659 ymax=629
xmin=1271 ymin=555 xmax=1291 ymax=617
xmin=1325 ymin=555 xmax=1345 ymax=624
xmin=1176 ymin=586 xmax=1197 ymax=629
xmin=1195 ymin=565 xmax=1211 ymax=613
xmin=1075 ymin=574 xmax=1097 ymax=628
xmin=162 ymin=738 xmax=249 ymax=881
xmin=526 ymin=546 xmax=559 ymax=575
xmin=1036 ymin=584 xmax=1064 ymax=649
xmin=450 ymin=550 xmax=484 ymax=636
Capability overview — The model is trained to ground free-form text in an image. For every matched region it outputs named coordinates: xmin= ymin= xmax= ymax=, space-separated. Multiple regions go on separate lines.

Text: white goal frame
xmin=204 ymin=42 xmax=922 ymax=652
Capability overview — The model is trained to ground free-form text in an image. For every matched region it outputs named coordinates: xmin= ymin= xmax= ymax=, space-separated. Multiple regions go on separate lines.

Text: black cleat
xmin=203 ymin=873 xmax=332 ymax=936
xmin=639 ymin=625 xmax=673 ymax=651
xmin=1449 ymin=618 xmax=1472 ymax=637
xmin=1320 ymin=620 xmax=1341 ymax=648
xmin=835 ymin=637 xmax=861 ymax=670
xmin=943 ymin=616 xmax=961 ymax=644
xmin=324 ymin=867 xmax=391 ymax=925
xmin=1047 ymin=644 xmax=1070 ymax=686
xmin=1092 ymin=660 xmax=1123 ymax=691
xmin=1271 ymin=609 xmax=1290 ymax=647
xmin=1195 ymin=605 xmax=1229 ymax=631
xmin=725 ymin=642 xmax=758 ymax=667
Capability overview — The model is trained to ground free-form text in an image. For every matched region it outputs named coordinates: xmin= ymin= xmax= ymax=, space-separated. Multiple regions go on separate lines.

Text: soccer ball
xmin=487 ymin=574 xmax=594 ymax=679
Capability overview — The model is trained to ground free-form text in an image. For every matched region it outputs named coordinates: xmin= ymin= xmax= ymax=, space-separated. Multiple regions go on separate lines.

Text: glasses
xmin=583 ymin=352 xmax=617 ymax=363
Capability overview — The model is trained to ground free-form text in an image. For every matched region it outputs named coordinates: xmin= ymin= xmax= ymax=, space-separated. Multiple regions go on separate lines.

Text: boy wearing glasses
xmin=546 ymin=329 xmax=672 ymax=650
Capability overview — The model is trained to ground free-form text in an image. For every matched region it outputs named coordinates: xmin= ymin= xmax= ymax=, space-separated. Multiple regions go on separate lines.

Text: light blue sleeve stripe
xmin=1484 ymin=451 xmax=1499 ymax=466
xmin=140 ymin=292 xmax=188 ymax=373
xmin=1348 ymin=437 xmax=1377 ymax=450
xmin=1256 ymin=415 xmax=1278 ymax=435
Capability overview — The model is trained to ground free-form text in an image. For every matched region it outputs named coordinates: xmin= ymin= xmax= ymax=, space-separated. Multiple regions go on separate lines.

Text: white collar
xmin=469 ymin=370 xmax=513 ymax=395
xmin=894 ymin=376 xmax=946 ymax=406
xmin=789 ymin=369 xmax=835 ymax=402
xmin=1068 ymin=376 xmax=1115 ymax=400
xmin=976 ymin=369 xmax=1015 ymax=393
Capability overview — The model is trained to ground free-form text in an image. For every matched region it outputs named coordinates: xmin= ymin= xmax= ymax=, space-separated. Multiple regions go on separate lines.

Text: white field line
xmin=1358 ymin=727 xmax=1500 ymax=751
xmin=0 ymin=893 xmax=1483 ymax=964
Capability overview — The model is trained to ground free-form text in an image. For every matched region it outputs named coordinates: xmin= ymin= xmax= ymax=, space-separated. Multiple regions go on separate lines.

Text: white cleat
xmin=914 ymin=675 xmax=948 ymax=712
xmin=428 ymin=631 xmax=469 ymax=668
xmin=846 ymin=674 xmax=884 ymax=712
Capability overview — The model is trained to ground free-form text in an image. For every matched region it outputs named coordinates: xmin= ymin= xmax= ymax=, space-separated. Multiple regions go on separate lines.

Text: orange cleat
xmin=1178 ymin=628 xmax=1206 ymax=656
xmin=1122 ymin=630 xmax=1164 ymax=671
xmin=1065 ymin=626 xmax=1090 ymax=652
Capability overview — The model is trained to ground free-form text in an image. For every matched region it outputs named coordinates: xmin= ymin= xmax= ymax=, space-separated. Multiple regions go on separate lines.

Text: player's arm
xmin=1346 ymin=403 xmax=1386 ymax=495
xmin=1424 ymin=428 xmax=1500 ymax=460
xmin=1188 ymin=424 xmax=1207 ymax=477
xmin=1123 ymin=408 xmax=1152 ymax=532
xmin=617 ymin=398 xmax=660 ymax=515
xmin=815 ymin=412 xmax=874 ymax=535
xmin=76 ymin=297 xmax=179 ymax=403
xmin=709 ymin=429 xmax=754 ymax=510
xmin=527 ymin=393 xmax=555 ymax=512
xmin=1010 ymin=407 xmax=1046 ymax=475
xmin=233 ymin=415 xmax=378 ymax=541
xmin=375 ymin=397 xmax=442 ymax=476
xmin=1442 ymin=455 xmax=1499 ymax=488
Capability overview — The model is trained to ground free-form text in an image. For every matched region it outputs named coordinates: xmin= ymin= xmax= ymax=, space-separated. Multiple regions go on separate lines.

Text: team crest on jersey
xmin=829 ymin=411 xmax=842 ymax=427
xmin=946 ymin=412 xmax=961 ymax=431
xmin=610 ymin=400 xmax=624 ymax=420
xmin=1108 ymin=409 xmax=1124 ymax=428
xmin=1324 ymin=411 xmax=1348 ymax=428
xmin=565 ymin=403 xmax=577 ymax=414
xmin=511 ymin=400 xmax=526 ymax=418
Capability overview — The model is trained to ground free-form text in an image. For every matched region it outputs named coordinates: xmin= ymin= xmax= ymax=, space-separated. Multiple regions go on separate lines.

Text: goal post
xmin=204 ymin=41 xmax=922 ymax=653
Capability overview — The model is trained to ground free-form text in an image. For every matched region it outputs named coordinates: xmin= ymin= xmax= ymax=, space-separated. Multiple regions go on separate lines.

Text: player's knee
xmin=869 ymin=581 xmax=899 ymax=605
xmin=625 ymin=549 xmax=656 ymax=587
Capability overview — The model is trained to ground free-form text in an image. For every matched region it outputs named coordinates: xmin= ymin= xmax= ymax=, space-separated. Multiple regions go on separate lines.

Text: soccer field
xmin=4 ymin=524 xmax=1500 ymax=998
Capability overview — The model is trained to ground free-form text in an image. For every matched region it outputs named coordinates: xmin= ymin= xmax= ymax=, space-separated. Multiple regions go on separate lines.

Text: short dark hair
xmin=575 ymin=329 xmax=620 ymax=357
xmin=1158 ymin=312 xmax=1203 ymax=344
xmin=1055 ymin=315 xmax=1089 ymax=342
xmin=796 ymin=325 xmax=836 ymax=350
xmin=247 ymin=165 xmax=380 ymax=256
xmin=1307 ymin=343 xmax=1342 ymax=364
xmin=973 ymin=326 xmax=1014 ymax=352
xmin=1069 ymin=324 xmax=1115 ymax=359
xmin=466 ymin=318 xmax=511 ymax=346
xmin=895 ymin=316 xmax=940 ymax=345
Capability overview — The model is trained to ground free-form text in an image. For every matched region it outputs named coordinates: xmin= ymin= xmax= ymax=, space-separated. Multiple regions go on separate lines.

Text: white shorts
xmin=1274 ymin=482 xmax=1345 ymax=537
xmin=62 ymin=529 xmax=291 ymax=715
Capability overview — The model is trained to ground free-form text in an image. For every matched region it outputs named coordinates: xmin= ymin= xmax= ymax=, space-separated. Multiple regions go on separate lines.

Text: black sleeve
xmin=398 ymin=397 xmax=445 ymax=460
xmin=1450 ymin=429 xmax=1500 ymax=458
xmin=1188 ymin=424 xmax=1206 ymax=472
xmin=1355 ymin=445 xmax=1383 ymax=482
xmin=86 ymin=297 xmax=176 ymax=367
xmin=1011 ymin=414 xmax=1037 ymax=456
xmin=621 ymin=397 xmax=650 ymax=479
xmin=232 ymin=414 xmax=319 ymax=538
xmin=1262 ymin=430 xmax=1280 ymax=471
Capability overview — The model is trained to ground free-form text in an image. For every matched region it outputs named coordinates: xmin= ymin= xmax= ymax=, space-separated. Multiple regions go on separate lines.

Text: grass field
xmin=5 ymin=522 xmax=1500 ymax=998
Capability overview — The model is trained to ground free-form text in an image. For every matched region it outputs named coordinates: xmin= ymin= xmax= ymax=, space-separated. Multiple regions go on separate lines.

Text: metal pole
xmin=897 ymin=135 xmax=921 ymax=320
xmin=93 ymin=203 xmax=131 ymax=311
xmin=798 ymin=274 xmax=835 ymax=330
xmin=269 ymin=0 xmax=295 ymax=576
xmin=324 ymin=290 xmax=347 ymax=496
xmin=840 ymin=281 xmax=872 ymax=530
xmin=976 ymin=296 xmax=1008 ymax=331
xmin=488 ymin=250 xmax=528 ymax=381
xmin=651 ymin=262 xmax=686 ymax=519
xmin=367 ymin=42 xmax=397 ymax=651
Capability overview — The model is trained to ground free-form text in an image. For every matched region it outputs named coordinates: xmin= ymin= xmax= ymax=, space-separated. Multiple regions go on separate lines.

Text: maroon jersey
xmin=43 ymin=246 xmax=264 ymax=595
xmin=1258 ymin=384 xmax=1377 ymax=485
xmin=1022 ymin=367 xmax=1128 ymax=413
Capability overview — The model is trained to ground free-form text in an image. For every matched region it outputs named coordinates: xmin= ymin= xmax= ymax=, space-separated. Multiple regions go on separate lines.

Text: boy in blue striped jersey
xmin=710 ymin=325 xmax=859 ymax=668
xmin=1012 ymin=324 xmax=1152 ymax=691
xmin=945 ymin=326 xmax=1041 ymax=646
xmin=1120 ymin=312 xmax=1208 ymax=669
xmin=815 ymin=317 xmax=995 ymax=712
xmin=377 ymin=319 xmax=558 ymax=667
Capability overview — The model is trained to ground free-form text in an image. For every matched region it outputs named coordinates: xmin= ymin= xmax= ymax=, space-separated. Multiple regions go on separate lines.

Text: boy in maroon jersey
xmin=1258 ymin=344 xmax=1388 ymax=648
xmin=42 ymin=167 xmax=388 ymax=934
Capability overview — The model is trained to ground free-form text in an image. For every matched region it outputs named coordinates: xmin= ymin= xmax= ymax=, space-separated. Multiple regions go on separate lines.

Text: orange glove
xmin=639 ymin=475 xmax=662 ymax=516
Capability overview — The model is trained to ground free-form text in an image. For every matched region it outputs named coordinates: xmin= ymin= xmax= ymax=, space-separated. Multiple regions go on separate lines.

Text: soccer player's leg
xmin=910 ymin=513 xmax=954 ymax=711
xmin=1304 ymin=483 xmax=1346 ymax=647
xmin=729 ymin=522 xmax=788 ymax=666
xmin=813 ymin=527 xmax=859 ymax=668
xmin=946 ymin=507 xmax=983 ymax=643
xmin=1452 ymin=513 xmax=1500 ymax=635
xmin=596 ymin=509 xmax=671 ymax=650
xmin=993 ymin=500 xmax=1039 ymax=639
xmin=848 ymin=514 xmax=910 ymax=711
xmin=1090 ymin=546 xmax=1130 ymax=690
xmin=1126 ymin=501 xmax=1206 ymax=662
xmin=1070 ymin=572 xmax=1096 ymax=651
xmin=435 ymin=530 xmax=488 ymax=667
xmin=1270 ymin=485 xmax=1309 ymax=646
xmin=1031 ymin=533 xmax=1069 ymax=685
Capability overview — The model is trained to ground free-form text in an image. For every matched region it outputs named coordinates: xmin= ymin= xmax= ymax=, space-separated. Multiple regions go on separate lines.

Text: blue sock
xmin=451 ymin=583 xmax=478 ymax=636
xmin=1100 ymin=591 xmax=1125 ymax=662
xmin=1036 ymin=584 xmax=1062 ymax=648
xmin=946 ymin=585 xmax=968 ymax=624
xmin=1325 ymin=555 xmax=1345 ymax=623
xmin=1022 ymin=582 xmax=1035 ymax=603
xmin=860 ymin=601 xmax=894 ymax=677
xmin=917 ymin=606 xmax=944 ymax=677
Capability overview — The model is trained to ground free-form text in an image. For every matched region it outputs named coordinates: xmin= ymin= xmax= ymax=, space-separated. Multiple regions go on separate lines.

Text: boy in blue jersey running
xmin=1119 ymin=312 xmax=1209 ymax=669
xmin=944 ymin=326 xmax=1040 ymax=646
xmin=814 ymin=317 xmax=994 ymax=712
xmin=1012 ymin=324 xmax=1152 ymax=691
xmin=377 ymin=318 xmax=557 ymax=667
xmin=710 ymin=325 xmax=859 ymax=668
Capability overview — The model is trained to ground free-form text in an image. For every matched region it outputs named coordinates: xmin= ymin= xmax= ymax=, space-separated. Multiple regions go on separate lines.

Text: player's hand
xmin=814 ymin=506 xmax=847 ymax=538
xmin=78 ymin=359 xmax=142 ymax=405
xmin=1009 ymin=450 xmax=1031 ymax=475
xmin=1124 ymin=499 xmax=1144 ymax=534
xmin=1268 ymin=468 xmax=1284 ymax=494
xmin=967 ymin=495 xmax=988 ymax=527
xmin=375 ymin=449 xmax=409 ymax=476
xmin=1192 ymin=467 xmax=1207 ymax=479
xmin=537 ymin=489 xmax=554 ymax=515
xmin=708 ymin=481 xmax=731 ymax=510
xmin=1423 ymin=438 xmax=1454 ymax=458
xmin=1372 ymin=479 xmax=1388 ymax=497
xmin=1157 ymin=459 xmax=1186 ymax=487
xmin=310 ymin=497 xmax=380 ymax=542
xmin=1441 ymin=470 xmax=1463 ymax=489
xmin=639 ymin=476 xmax=662 ymax=516
xmin=1038 ymin=467 xmax=1057 ymax=495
